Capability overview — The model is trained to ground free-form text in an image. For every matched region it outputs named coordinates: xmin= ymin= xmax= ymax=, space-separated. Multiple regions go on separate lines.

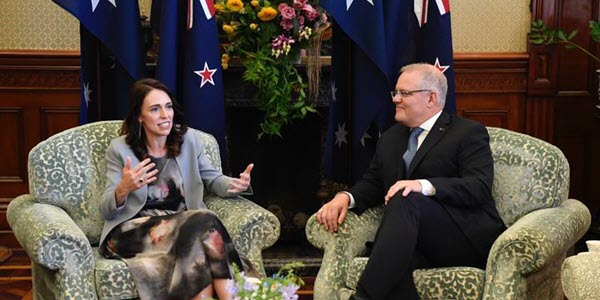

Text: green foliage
xmin=216 ymin=0 xmax=327 ymax=138
xmin=242 ymin=49 xmax=316 ymax=138
xmin=530 ymin=19 xmax=600 ymax=63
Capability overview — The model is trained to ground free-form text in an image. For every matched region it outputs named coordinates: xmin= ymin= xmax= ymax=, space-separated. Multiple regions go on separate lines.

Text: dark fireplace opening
xmin=221 ymin=65 xmax=333 ymax=273
xmin=227 ymin=108 xmax=326 ymax=274
xmin=227 ymin=108 xmax=323 ymax=243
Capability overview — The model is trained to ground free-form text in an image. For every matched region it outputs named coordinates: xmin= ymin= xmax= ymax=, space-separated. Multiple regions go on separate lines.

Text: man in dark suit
xmin=316 ymin=63 xmax=505 ymax=299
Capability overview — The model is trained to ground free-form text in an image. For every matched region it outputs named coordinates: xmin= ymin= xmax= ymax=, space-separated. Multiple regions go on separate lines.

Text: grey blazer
xmin=99 ymin=130 xmax=237 ymax=248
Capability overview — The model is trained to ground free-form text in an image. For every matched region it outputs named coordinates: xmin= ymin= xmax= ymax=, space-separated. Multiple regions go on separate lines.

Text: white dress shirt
xmin=346 ymin=111 xmax=442 ymax=208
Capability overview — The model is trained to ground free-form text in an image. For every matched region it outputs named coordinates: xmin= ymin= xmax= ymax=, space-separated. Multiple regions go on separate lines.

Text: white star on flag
xmin=360 ymin=131 xmax=372 ymax=147
xmin=330 ymin=81 xmax=338 ymax=102
xmin=335 ymin=123 xmax=348 ymax=149
xmin=433 ymin=58 xmax=449 ymax=73
xmin=83 ymin=81 xmax=92 ymax=107
xmin=194 ymin=62 xmax=217 ymax=88
xmin=346 ymin=0 xmax=374 ymax=10
xmin=91 ymin=0 xmax=116 ymax=12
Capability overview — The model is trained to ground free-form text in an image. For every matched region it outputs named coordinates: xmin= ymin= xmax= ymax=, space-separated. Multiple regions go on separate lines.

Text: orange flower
xmin=250 ymin=0 xmax=259 ymax=7
xmin=226 ymin=0 xmax=243 ymax=12
xmin=221 ymin=54 xmax=230 ymax=70
xmin=215 ymin=3 xmax=225 ymax=12
xmin=257 ymin=7 xmax=277 ymax=22
xmin=223 ymin=24 xmax=235 ymax=34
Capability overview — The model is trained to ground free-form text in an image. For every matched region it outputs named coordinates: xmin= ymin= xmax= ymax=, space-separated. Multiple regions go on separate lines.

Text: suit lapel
xmin=406 ymin=112 xmax=453 ymax=177
xmin=397 ymin=126 xmax=411 ymax=180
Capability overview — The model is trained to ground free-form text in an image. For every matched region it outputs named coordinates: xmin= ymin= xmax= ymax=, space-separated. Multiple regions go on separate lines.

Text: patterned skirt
xmin=103 ymin=209 xmax=243 ymax=300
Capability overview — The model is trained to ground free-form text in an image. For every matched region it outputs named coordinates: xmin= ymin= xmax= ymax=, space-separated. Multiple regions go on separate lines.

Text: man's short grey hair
xmin=400 ymin=63 xmax=448 ymax=107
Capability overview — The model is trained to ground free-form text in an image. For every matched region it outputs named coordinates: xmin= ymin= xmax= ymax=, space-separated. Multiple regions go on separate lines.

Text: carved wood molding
xmin=0 ymin=50 xmax=531 ymax=92
xmin=454 ymin=52 xmax=529 ymax=93
xmin=455 ymin=74 xmax=527 ymax=93
xmin=0 ymin=50 xmax=80 ymax=89
xmin=0 ymin=70 xmax=79 ymax=89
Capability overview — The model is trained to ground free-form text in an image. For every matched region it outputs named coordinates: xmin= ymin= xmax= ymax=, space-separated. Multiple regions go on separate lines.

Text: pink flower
xmin=302 ymin=4 xmax=319 ymax=21
xmin=271 ymin=34 xmax=296 ymax=58
xmin=297 ymin=15 xmax=304 ymax=25
xmin=280 ymin=18 xmax=294 ymax=31
xmin=321 ymin=12 xmax=328 ymax=22
xmin=293 ymin=0 xmax=308 ymax=9
xmin=278 ymin=3 xmax=296 ymax=20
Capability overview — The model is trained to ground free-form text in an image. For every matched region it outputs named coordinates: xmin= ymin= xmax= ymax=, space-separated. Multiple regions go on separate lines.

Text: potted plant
xmin=530 ymin=19 xmax=600 ymax=63
xmin=216 ymin=0 xmax=330 ymax=138
xmin=530 ymin=19 xmax=600 ymax=112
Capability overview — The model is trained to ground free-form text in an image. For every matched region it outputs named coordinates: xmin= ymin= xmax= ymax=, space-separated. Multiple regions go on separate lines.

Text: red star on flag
xmin=434 ymin=57 xmax=449 ymax=73
xmin=194 ymin=62 xmax=217 ymax=88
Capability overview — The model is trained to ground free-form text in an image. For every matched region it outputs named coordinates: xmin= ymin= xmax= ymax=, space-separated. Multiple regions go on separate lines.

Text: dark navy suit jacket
xmin=349 ymin=112 xmax=505 ymax=257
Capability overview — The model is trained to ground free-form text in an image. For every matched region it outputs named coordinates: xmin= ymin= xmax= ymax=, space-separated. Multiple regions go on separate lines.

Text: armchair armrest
xmin=305 ymin=206 xmax=384 ymax=300
xmin=205 ymin=195 xmax=280 ymax=276
xmin=7 ymin=194 xmax=98 ymax=299
xmin=483 ymin=199 xmax=591 ymax=299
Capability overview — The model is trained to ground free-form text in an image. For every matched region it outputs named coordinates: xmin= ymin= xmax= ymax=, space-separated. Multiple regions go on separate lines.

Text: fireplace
xmin=222 ymin=64 xmax=332 ymax=243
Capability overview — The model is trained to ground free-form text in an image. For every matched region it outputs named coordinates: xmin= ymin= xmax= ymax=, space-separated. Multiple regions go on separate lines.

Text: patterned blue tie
xmin=403 ymin=127 xmax=424 ymax=176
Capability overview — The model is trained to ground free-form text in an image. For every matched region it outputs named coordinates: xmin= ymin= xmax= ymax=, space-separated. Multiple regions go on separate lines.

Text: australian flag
xmin=153 ymin=0 xmax=227 ymax=162
xmin=323 ymin=0 xmax=456 ymax=183
xmin=52 ymin=0 xmax=145 ymax=124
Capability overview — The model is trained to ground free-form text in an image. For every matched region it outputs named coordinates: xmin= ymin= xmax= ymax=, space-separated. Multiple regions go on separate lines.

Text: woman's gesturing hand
xmin=114 ymin=157 xmax=158 ymax=206
xmin=227 ymin=163 xmax=254 ymax=194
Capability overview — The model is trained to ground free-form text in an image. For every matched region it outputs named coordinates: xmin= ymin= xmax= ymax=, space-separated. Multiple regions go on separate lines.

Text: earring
xmin=138 ymin=122 xmax=142 ymax=139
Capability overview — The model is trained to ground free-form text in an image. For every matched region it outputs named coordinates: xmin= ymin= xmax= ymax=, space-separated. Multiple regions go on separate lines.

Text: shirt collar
xmin=417 ymin=110 xmax=442 ymax=132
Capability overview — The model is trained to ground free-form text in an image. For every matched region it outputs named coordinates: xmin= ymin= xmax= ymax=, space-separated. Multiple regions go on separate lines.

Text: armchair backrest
xmin=27 ymin=120 xmax=222 ymax=245
xmin=488 ymin=127 xmax=569 ymax=227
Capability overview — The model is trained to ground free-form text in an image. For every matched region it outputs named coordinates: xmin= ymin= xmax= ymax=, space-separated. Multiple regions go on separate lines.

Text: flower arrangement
xmin=216 ymin=0 xmax=329 ymax=138
xmin=221 ymin=262 xmax=305 ymax=300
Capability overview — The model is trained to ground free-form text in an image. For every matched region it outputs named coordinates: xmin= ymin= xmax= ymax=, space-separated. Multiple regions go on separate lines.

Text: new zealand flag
xmin=153 ymin=0 xmax=227 ymax=161
xmin=52 ymin=0 xmax=145 ymax=124
xmin=323 ymin=0 xmax=456 ymax=183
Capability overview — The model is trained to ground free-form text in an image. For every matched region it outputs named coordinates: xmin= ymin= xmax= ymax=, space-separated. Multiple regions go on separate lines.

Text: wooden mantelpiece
xmin=0 ymin=50 xmax=535 ymax=248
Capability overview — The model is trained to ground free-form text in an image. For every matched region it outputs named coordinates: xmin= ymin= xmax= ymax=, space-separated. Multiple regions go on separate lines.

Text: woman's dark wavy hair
xmin=120 ymin=78 xmax=188 ymax=160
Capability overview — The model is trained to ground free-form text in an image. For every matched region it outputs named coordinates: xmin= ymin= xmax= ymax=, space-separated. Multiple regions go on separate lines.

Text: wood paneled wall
xmin=0 ymin=51 xmax=80 ymax=248
xmin=0 ymin=49 xmax=567 ymax=248
xmin=454 ymin=53 xmax=528 ymax=132
xmin=530 ymin=0 xmax=600 ymax=215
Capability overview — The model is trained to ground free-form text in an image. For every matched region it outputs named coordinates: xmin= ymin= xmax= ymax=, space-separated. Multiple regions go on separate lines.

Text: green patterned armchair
xmin=306 ymin=127 xmax=591 ymax=300
xmin=7 ymin=120 xmax=280 ymax=300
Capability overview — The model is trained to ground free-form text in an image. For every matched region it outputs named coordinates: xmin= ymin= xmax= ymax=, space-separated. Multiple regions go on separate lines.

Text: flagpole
xmin=346 ymin=42 xmax=354 ymax=184
xmin=94 ymin=38 xmax=103 ymax=121
xmin=336 ymin=23 xmax=354 ymax=185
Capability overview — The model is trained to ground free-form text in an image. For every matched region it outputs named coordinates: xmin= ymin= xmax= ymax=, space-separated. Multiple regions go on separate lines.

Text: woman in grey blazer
xmin=99 ymin=78 xmax=253 ymax=300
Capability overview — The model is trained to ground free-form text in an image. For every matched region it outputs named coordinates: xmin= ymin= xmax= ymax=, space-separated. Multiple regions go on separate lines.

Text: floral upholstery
xmin=561 ymin=251 xmax=600 ymax=300
xmin=7 ymin=120 xmax=280 ymax=300
xmin=306 ymin=127 xmax=591 ymax=300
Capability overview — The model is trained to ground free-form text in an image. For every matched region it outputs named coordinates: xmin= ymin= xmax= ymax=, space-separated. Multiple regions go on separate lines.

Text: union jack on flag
xmin=414 ymin=0 xmax=450 ymax=26
xmin=323 ymin=0 xmax=456 ymax=183
xmin=52 ymin=0 xmax=144 ymax=124
xmin=155 ymin=0 xmax=227 ymax=160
